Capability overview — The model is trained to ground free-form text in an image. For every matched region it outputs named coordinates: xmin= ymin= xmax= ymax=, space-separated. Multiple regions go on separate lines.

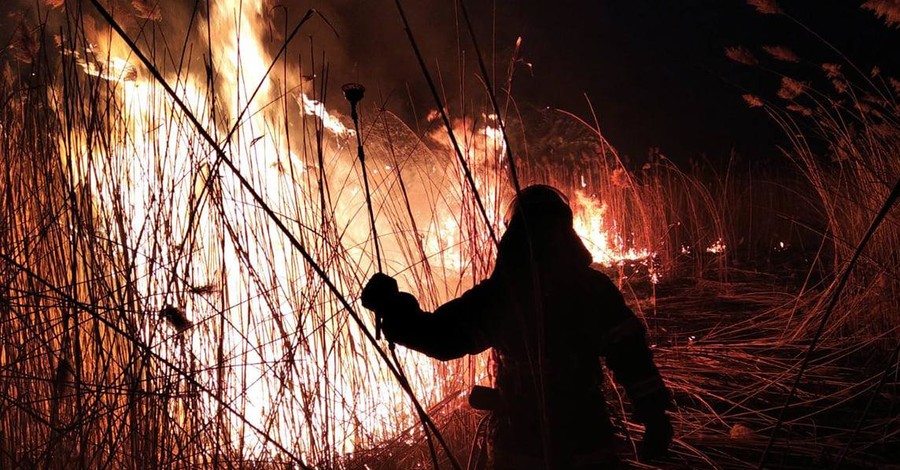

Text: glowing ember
xmin=706 ymin=238 xmax=727 ymax=254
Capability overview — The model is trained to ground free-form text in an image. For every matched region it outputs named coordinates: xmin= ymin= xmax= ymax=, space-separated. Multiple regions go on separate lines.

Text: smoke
xmin=279 ymin=0 xmax=523 ymax=121
xmin=1 ymin=0 xmax=526 ymax=127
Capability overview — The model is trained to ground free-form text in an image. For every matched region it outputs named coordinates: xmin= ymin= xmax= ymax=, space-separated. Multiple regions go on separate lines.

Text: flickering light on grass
xmin=706 ymin=238 xmax=727 ymax=254
xmin=571 ymin=191 xmax=653 ymax=265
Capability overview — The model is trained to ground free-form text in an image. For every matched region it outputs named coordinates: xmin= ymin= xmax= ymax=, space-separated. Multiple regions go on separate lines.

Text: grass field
xmin=0 ymin=0 xmax=897 ymax=468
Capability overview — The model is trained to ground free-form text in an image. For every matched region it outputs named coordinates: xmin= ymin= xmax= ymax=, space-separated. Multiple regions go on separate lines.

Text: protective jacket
xmin=375 ymin=204 xmax=670 ymax=469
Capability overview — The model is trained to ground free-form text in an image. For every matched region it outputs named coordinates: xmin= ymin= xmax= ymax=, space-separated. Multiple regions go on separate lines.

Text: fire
xmin=571 ymin=191 xmax=652 ymax=265
xmin=47 ymin=0 xmax=654 ymax=463
xmin=72 ymin=51 xmax=137 ymax=82
xmin=299 ymin=93 xmax=353 ymax=136
xmin=55 ymin=0 xmax=384 ymax=456
xmin=707 ymin=238 xmax=727 ymax=254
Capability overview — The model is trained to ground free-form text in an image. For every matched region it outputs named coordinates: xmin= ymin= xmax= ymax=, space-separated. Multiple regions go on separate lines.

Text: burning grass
xmin=0 ymin=1 xmax=897 ymax=469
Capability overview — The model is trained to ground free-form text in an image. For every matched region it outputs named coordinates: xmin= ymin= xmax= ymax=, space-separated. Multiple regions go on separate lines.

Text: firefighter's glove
xmin=361 ymin=273 xmax=400 ymax=312
xmin=638 ymin=413 xmax=673 ymax=460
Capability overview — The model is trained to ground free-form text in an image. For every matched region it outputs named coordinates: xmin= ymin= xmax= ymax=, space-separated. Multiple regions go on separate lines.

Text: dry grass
xmin=0 ymin=2 xmax=897 ymax=469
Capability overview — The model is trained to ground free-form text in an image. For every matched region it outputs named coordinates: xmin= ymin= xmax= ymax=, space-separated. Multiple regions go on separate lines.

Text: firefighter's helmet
xmin=503 ymin=185 xmax=573 ymax=228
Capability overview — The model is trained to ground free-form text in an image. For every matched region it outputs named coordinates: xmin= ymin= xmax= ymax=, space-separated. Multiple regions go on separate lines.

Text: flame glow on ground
xmin=53 ymin=0 xmax=656 ymax=462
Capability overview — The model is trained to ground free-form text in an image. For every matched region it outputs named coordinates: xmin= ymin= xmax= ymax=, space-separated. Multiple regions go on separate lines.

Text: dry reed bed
xmin=345 ymin=270 xmax=898 ymax=469
xmin=1 ymin=3 xmax=898 ymax=469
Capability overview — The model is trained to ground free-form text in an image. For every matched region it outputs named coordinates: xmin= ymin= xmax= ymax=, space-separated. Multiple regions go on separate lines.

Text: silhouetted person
xmin=362 ymin=184 xmax=672 ymax=469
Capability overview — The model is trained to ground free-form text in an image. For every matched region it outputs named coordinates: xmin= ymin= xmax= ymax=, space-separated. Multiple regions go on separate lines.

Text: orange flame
xmin=54 ymin=1 xmax=654 ymax=460
xmin=572 ymin=191 xmax=652 ymax=265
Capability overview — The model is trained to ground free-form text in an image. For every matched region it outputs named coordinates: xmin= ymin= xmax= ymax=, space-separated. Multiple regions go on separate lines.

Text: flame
xmin=78 ymin=53 xmax=137 ymax=82
xmin=56 ymin=0 xmax=381 ymax=455
xmin=421 ymin=118 xmax=650 ymax=272
xmin=571 ymin=191 xmax=652 ymax=265
xmin=51 ymin=1 xmax=653 ymax=462
xmin=299 ymin=93 xmax=353 ymax=136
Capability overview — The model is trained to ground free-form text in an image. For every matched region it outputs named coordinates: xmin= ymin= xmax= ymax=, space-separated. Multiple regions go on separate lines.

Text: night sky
xmin=320 ymin=0 xmax=899 ymax=165
xmin=3 ymin=0 xmax=898 ymax=164
xmin=498 ymin=1 xmax=899 ymax=164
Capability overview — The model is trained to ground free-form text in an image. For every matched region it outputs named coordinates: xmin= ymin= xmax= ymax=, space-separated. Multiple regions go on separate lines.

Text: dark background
xmin=434 ymin=0 xmax=900 ymax=165
xmin=490 ymin=1 xmax=899 ymax=164
xmin=3 ymin=0 xmax=898 ymax=164
xmin=302 ymin=0 xmax=900 ymax=165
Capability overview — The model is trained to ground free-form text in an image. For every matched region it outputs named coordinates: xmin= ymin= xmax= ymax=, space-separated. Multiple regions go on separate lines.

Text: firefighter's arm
xmin=603 ymin=312 xmax=673 ymax=458
xmin=603 ymin=313 xmax=670 ymax=423
xmin=361 ymin=273 xmax=495 ymax=361
xmin=594 ymin=273 xmax=672 ymax=457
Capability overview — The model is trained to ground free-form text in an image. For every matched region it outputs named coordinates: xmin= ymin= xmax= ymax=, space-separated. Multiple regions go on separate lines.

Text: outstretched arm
xmin=361 ymin=274 xmax=497 ymax=361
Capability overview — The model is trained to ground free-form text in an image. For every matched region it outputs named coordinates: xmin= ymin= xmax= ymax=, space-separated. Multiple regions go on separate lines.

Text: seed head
xmin=862 ymin=0 xmax=900 ymax=28
xmin=743 ymin=94 xmax=765 ymax=108
xmin=762 ymin=45 xmax=799 ymax=63
xmin=777 ymin=77 xmax=806 ymax=100
xmin=342 ymin=83 xmax=366 ymax=105
xmin=747 ymin=0 xmax=782 ymax=15
xmin=725 ymin=46 xmax=759 ymax=66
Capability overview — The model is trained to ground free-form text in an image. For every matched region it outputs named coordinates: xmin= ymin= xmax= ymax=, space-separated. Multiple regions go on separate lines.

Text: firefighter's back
xmin=490 ymin=264 xmax=622 ymax=469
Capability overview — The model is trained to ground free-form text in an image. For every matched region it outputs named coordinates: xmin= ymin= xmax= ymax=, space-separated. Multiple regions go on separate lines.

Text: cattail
xmin=762 ymin=45 xmax=799 ymax=63
xmin=725 ymin=46 xmax=759 ymax=66
xmin=862 ymin=0 xmax=900 ymax=28
xmin=160 ymin=305 xmax=193 ymax=333
xmin=747 ymin=0 xmax=783 ymax=15
xmin=341 ymin=82 xmax=366 ymax=123
xmin=341 ymin=83 xmax=366 ymax=105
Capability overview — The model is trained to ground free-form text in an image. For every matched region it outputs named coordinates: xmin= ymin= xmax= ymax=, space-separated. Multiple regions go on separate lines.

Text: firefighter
xmin=361 ymin=184 xmax=672 ymax=469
